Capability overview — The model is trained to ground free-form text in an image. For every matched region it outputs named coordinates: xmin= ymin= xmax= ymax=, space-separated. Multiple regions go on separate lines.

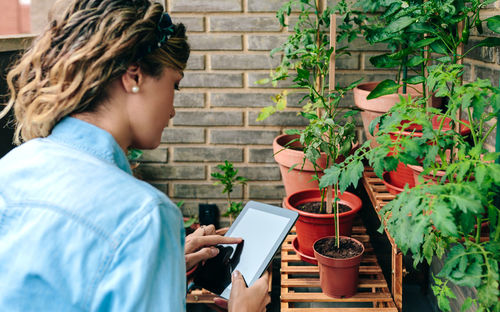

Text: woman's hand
xmin=225 ymin=270 xmax=271 ymax=312
xmin=184 ymin=224 xmax=242 ymax=271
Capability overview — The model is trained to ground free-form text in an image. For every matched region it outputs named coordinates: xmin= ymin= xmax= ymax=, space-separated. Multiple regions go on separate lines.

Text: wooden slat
xmin=282 ymin=277 xmax=388 ymax=288
xmin=281 ymin=292 xmax=394 ymax=302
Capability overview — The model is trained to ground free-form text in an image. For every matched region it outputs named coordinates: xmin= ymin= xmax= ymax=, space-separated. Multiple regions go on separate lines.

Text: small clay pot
xmin=313 ymin=236 xmax=365 ymax=298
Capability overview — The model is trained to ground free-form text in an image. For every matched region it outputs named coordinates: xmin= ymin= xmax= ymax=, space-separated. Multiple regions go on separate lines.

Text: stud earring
xmin=131 ymin=86 xmax=140 ymax=93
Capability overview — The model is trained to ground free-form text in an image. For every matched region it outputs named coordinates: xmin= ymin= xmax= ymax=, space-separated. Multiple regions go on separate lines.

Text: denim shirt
xmin=0 ymin=117 xmax=186 ymax=311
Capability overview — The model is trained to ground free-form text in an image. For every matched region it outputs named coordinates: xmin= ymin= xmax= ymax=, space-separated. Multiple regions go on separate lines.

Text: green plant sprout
xmin=176 ymin=201 xmax=198 ymax=229
xmin=211 ymin=161 xmax=248 ymax=224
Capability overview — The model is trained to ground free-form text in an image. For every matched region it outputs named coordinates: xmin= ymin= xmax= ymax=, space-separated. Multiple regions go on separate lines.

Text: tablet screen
xmin=193 ymin=201 xmax=298 ymax=299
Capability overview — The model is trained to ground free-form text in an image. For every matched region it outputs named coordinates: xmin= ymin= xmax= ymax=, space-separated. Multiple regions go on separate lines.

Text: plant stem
xmin=334 ymin=183 xmax=339 ymax=248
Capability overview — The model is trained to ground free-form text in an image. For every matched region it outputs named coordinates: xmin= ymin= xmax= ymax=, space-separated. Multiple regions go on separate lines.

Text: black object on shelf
xmin=198 ymin=204 xmax=219 ymax=229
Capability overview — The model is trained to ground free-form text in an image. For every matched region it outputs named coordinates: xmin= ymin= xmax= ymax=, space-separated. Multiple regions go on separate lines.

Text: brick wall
xmin=161 ymin=0 xmax=387 ymax=217
xmin=0 ymin=0 xmax=498 ymax=219
xmin=161 ymin=0 xmax=500 ymax=218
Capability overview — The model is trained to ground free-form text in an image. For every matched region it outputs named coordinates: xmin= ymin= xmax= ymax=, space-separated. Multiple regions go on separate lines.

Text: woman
xmin=0 ymin=0 xmax=270 ymax=311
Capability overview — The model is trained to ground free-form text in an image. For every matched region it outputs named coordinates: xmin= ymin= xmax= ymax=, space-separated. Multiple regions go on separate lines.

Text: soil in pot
xmin=297 ymin=202 xmax=351 ymax=214
xmin=313 ymin=236 xmax=365 ymax=298
xmin=314 ymin=236 xmax=363 ymax=259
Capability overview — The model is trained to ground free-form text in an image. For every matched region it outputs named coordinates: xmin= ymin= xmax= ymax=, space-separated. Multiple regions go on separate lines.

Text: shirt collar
xmin=49 ymin=117 xmax=132 ymax=175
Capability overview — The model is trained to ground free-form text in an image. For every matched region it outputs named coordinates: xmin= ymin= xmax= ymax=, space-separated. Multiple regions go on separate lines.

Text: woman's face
xmin=128 ymin=67 xmax=182 ymax=150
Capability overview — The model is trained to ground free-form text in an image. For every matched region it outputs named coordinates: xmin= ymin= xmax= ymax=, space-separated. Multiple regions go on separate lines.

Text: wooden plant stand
xmin=280 ymin=167 xmax=403 ymax=311
xmin=361 ymin=167 xmax=402 ymax=311
xmin=280 ymin=222 xmax=398 ymax=311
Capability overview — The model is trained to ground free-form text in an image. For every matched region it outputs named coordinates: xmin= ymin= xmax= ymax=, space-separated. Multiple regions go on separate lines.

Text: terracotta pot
xmin=387 ymin=115 xmax=470 ymax=189
xmin=273 ymin=134 xmax=352 ymax=196
xmin=382 ymin=172 xmax=404 ymax=195
xmin=387 ymin=162 xmax=416 ymax=189
xmin=407 ymin=164 xmax=446 ymax=185
xmin=353 ymin=82 xmax=442 ymax=148
xmin=313 ymin=236 xmax=365 ymax=298
xmin=283 ymin=188 xmax=362 ymax=257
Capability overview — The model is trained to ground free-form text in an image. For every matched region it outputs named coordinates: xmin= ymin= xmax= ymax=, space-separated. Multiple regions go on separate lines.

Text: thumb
xmin=231 ymin=270 xmax=246 ymax=291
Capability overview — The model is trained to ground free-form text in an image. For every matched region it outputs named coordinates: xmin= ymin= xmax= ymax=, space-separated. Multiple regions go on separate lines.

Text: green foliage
xmin=256 ymin=0 xmax=351 ymax=119
xmin=257 ymin=0 xmax=365 ymax=248
xmin=328 ymin=1 xmax=500 ymax=310
xmin=177 ymin=201 xmax=199 ymax=228
xmin=127 ymin=148 xmax=143 ymax=161
xmin=338 ymin=0 xmax=500 ymax=99
xmin=370 ymin=67 xmax=500 ymax=311
xmin=183 ymin=216 xmax=198 ymax=228
xmin=211 ymin=161 xmax=248 ymax=221
xmin=321 ymin=59 xmax=500 ymax=312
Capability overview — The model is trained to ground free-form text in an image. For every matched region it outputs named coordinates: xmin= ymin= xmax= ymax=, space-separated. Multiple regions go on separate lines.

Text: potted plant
xmin=323 ymin=63 xmax=500 ymax=310
xmin=211 ymin=160 xmax=248 ymax=225
xmin=257 ymin=3 xmax=365 ymax=286
xmin=338 ymin=0 xmax=500 ymax=189
xmin=258 ymin=0 xmax=359 ymax=195
xmin=378 ymin=71 xmax=500 ymax=310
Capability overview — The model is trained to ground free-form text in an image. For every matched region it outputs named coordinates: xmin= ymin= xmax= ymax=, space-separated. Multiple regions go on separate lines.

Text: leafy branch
xmin=211 ymin=161 xmax=248 ymax=224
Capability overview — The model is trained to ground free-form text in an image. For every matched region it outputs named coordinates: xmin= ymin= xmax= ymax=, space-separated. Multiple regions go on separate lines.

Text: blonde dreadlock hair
xmin=2 ymin=0 xmax=190 ymax=144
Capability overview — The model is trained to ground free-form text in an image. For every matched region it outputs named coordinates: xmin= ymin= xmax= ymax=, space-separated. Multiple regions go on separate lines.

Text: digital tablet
xmin=193 ymin=201 xmax=299 ymax=299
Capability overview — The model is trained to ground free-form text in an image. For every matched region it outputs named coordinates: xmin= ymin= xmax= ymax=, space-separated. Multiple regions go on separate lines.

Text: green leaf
xmin=254 ymin=78 xmax=270 ymax=85
xmin=296 ymin=67 xmax=310 ymax=80
xmin=257 ymin=106 xmax=276 ymax=121
xmin=367 ymin=80 xmax=400 ymax=99
xmin=127 ymin=148 xmax=143 ymax=161
xmin=432 ymin=201 xmax=457 ymax=236
xmin=486 ymin=15 xmax=500 ymax=34
xmin=407 ymin=55 xmax=425 ymax=67
xmin=342 ymin=160 xmax=364 ymax=192
xmin=475 ymin=165 xmax=487 ymax=186
xmin=319 ymin=166 xmax=340 ymax=188
xmin=413 ymin=37 xmax=439 ymax=49
xmin=483 ymin=152 xmax=500 ymax=162
xmin=408 ymin=23 xmax=436 ymax=34
xmin=461 ymin=298 xmax=474 ymax=312
xmin=369 ymin=54 xmax=399 ymax=68
xmin=436 ymin=56 xmax=452 ymax=63
xmin=476 ymin=37 xmax=500 ymax=48
xmin=430 ymin=41 xmax=448 ymax=54
xmin=406 ymin=75 xmax=425 ymax=84
xmin=385 ymin=16 xmax=416 ymax=33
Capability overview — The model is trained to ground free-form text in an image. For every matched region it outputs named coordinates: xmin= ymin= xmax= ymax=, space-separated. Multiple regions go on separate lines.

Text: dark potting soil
xmin=297 ymin=201 xmax=351 ymax=214
xmin=314 ymin=237 xmax=363 ymax=259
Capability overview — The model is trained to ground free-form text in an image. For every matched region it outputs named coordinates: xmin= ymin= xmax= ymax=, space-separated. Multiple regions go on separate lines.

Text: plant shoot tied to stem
xmin=211 ymin=161 xmax=248 ymax=224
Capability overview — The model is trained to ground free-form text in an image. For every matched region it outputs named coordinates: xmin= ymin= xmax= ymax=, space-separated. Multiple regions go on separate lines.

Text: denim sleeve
xmin=89 ymin=201 xmax=186 ymax=312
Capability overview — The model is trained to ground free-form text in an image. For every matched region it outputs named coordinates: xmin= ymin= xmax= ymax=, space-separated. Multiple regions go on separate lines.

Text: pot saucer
xmin=292 ymin=237 xmax=317 ymax=265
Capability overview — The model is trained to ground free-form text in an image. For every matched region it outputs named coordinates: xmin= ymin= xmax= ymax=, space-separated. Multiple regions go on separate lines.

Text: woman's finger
xmin=189 ymin=224 xmax=216 ymax=238
xmin=185 ymin=246 xmax=219 ymax=270
xmin=185 ymin=235 xmax=242 ymax=254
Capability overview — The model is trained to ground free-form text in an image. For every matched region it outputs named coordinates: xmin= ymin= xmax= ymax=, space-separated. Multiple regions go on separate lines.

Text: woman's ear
xmin=121 ymin=65 xmax=143 ymax=93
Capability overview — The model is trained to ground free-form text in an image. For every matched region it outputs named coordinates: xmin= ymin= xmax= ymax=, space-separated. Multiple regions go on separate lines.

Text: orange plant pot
xmin=283 ymin=189 xmax=362 ymax=258
xmin=313 ymin=236 xmax=365 ymax=298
